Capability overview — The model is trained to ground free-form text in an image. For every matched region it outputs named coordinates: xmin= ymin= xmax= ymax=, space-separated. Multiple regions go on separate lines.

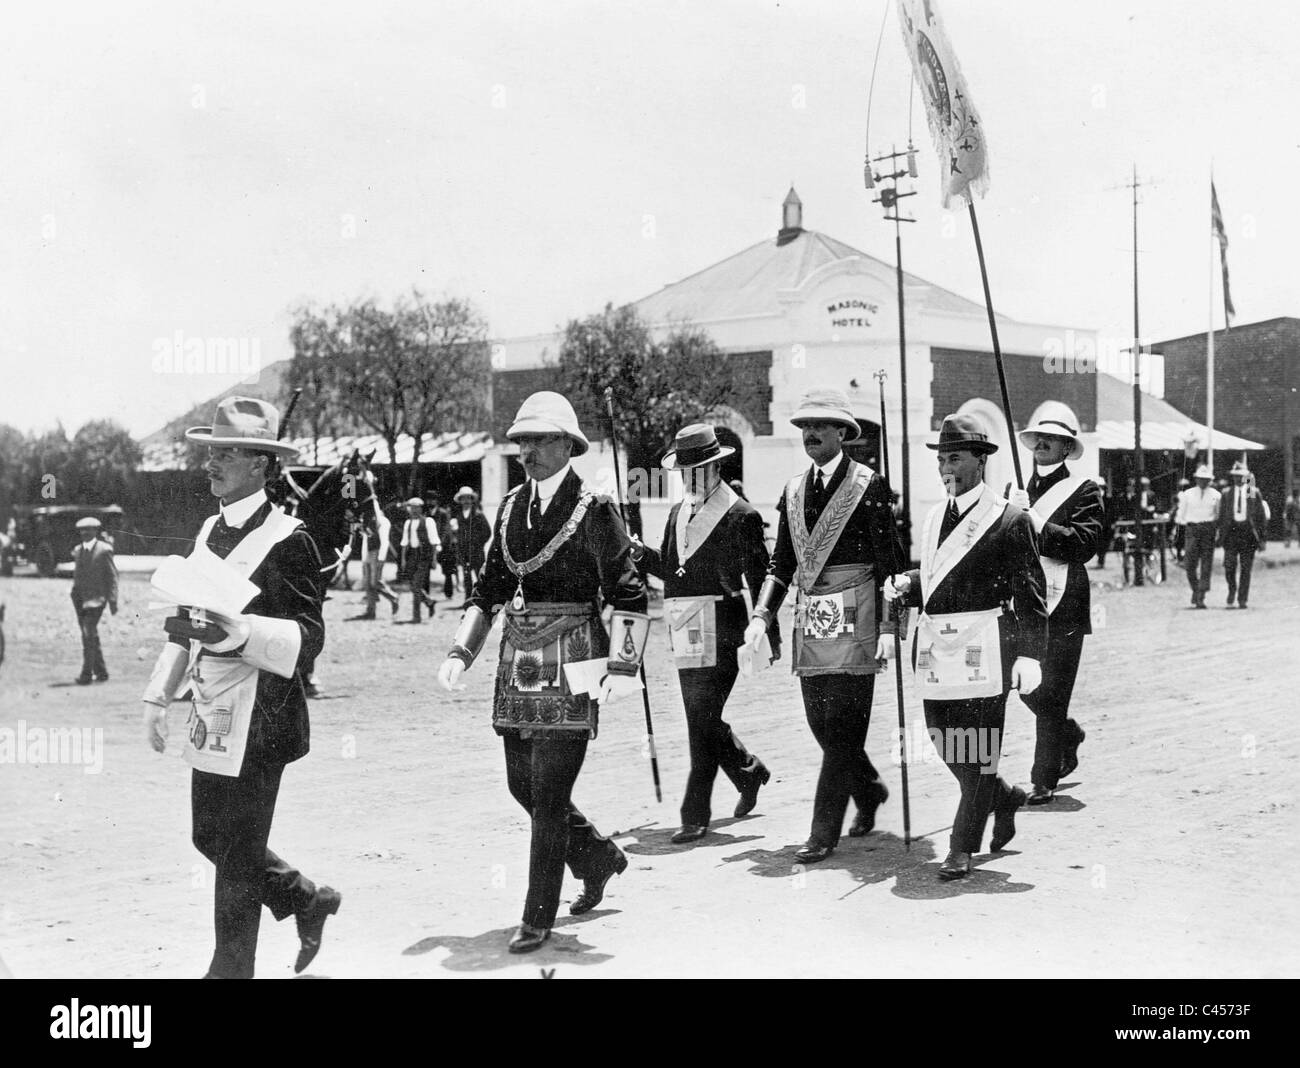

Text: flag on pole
xmin=896 ymin=0 xmax=989 ymax=208
xmin=1211 ymin=181 xmax=1236 ymax=327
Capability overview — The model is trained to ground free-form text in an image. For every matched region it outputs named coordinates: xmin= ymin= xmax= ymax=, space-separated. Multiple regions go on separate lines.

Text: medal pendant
xmin=675 ymin=566 xmax=686 ymax=578
xmin=511 ymin=584 xmax=525 ymax=611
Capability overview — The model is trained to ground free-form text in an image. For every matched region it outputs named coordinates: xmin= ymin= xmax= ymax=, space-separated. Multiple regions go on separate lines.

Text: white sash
xmin=674 ymin=482 xmax=738 ymax=571
xmin=1027 ymin=473 xmax=1089 ymax=616
xmin=919 ymin=486 xmax=1006 ymax=605
xmin=184 ymin=506 xmax=303 ymax=777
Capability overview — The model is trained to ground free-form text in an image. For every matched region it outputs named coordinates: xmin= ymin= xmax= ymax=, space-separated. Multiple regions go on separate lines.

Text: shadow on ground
xmin=402 ymin=924 xmax=613 ymax=971
xmin=720 ymin=831 xmax=939 ymax=893
xmin=618 ymin=818 xmax=764 ymax=857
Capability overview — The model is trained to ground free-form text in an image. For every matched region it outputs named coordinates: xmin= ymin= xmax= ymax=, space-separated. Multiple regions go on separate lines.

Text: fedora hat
xmin=1018 ymin=406 xmax=1084 ymax=461
xmin=453 ymin=486 xmax=478 ymax=501
xmin=662 ymin=423 xmax=736 ymax=470
xmin=506 ymin=391 xmax=589 ymax=456
xmin=927 ymin=413 xmax=998 ymax=454
xmin=789 ymin=389 xmax=861 ymax=442
xmin=1193 ymin=464 xmax=1212 ymax=479
xmin=185 ymin=396 xmax=299 ymax=459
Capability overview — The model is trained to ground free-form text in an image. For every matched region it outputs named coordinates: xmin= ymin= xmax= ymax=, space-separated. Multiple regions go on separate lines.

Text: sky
xmin=1 ymin=0 xmax=1296 ymax=439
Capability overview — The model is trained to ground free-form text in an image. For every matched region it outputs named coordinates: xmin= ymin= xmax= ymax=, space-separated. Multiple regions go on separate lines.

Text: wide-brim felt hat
xmin=506 ymin=391 xmax=589 ymax=456
xmin=662 ymin=423 xmax=736 ymax=470
xmin=927 ymin=413 xmax=998 ymax=454
xmin=185 ymin=396 xmax=299 ymax=459
xmin=1193 ymin=465 xmax=1213 ymax=479
xmin=1018 ymin=411 xmax=1084 ymax=461
xmin=789 ymin=388 xmax=861 ymax=442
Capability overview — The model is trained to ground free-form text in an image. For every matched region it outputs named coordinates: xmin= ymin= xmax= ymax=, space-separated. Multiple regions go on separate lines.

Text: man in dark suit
xmin=743 ymin=389 xmax=906 ymax=864
xmin=437 ymin=391 xmax=646 ymax=954
xmin=1007 ymin=409 xmax=1103 ymax=803
xmin=451 ymin=486 xmax=493 ymax=604
xmin=885 ymin=413 xmax=1048 ymax=880
xmin=398 ymin=497 xmax=440 ymax=622
xmin=140 ymin=396 xmax=340 ymax=979
xmin=70 ymin=516 xmax=118 ymax=684
xmin=634 ymin=424 xmax=778 ymax=844
xmin=1218 ymin=460 xmax=1268 ymax=609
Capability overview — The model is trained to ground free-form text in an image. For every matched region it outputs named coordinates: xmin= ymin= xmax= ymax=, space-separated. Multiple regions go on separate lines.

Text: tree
xmin=396 ymin=290 xmax=491 ymax=496
xmin=69 ymin=420 xmax=142 ymax=504
xmin=0 ymin=424 xmax=29 ymax=523
xmin=557 ymin=303 xmax=739 ymax=534
xmin=327 ymin=299 xmax=408 ymax=468
xmin=285 ymin=302 xmax=347 ymax=464
xmin=24 ymin=425 xmax=73 ymax=504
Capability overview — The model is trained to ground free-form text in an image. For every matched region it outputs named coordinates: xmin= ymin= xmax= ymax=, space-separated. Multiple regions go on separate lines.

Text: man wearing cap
xmin=451 ymin=486 xmax=492 ymax=604
xmin=398 ymin=497 xmax=440 ymax=623
xmin=884 ymin=414 xmax=1048 ymax=879
xmin=139 ymin=396 xmax=341 ymax=978
xmin=1006 ymin=409 xmax=1103 ymax=804
xmin=1217 ymin=460 xmax=1267 ymax=609
xmin=436 ymin=391 xmax=648 ymax=954
xmin=1175 ymin=465 xmax=1221 ymax=608
xmin=70 ymin=516 xmax=118 ymax=685
xmin=743 ymin=388 xmax=905 ymax=864
xmin=632 ymin=424 xmax=777 ymax=844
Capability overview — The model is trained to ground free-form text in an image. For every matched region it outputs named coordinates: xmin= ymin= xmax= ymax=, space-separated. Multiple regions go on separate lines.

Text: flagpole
xmin=966 ymin=203 xmax=1024 ymax=489
xmin=1207 ymin=173 xmax=1216 ymax=471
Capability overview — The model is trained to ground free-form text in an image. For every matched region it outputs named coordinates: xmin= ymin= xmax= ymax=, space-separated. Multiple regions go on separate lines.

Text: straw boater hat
xmin=1229 ymin=460 xmax=1249 ymax=477
xmin=1193 ymin=465 xmax=1212 ymax=480
xmin=927 ymin=413 xmax=999 ymax=454
xmin=661 ymin=424 xmax=735 ymax=470
xmin=185 ymin=396 xmax=299 ymax=459
xmin=506 ymin=391 xmax=589 ymax=456
xmin=1018 ymin=404 xmax=1085 ymax=461
xmin=789 ymin=388 xmax=861 ymax=442
xmin=454 ymin=486 xmax=478 ymax=501
xmin=404 ymin=497 xmax=425 ymax=508
xmin=75 ymin=516 xmax=102 ymax=530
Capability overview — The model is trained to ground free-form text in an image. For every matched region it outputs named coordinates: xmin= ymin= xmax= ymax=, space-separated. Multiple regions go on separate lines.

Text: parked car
xmin=1 ymin=505 xmax=125 ymax=576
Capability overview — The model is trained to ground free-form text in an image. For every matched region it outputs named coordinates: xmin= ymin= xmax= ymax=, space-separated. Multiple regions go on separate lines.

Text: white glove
xmin=1010 ymin=657 xmax=1042 ymax=695
xmin=883 ymin=574 xmax=911 ymax=602
xmin=743 ymin=617 xmax=767 ymax=651
xmin=1008 ymin=487 xmax=1030 ymax=511
xmin=874 ymin=635 xmax=893 ymax=661
xmin=437 ymin=658 xmax=466 ymax=692
xmin=143 ymin=702 xmax=168 ymax=753
xmin=598 ymin=672 xmax=642 ymax=705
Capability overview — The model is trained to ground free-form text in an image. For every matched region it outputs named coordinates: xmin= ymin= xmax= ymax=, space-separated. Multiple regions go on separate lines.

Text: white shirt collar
xmin=1035 ymin=461 xmax=1064 ymax=478
xmin=532 ymin=462 xmax=573 ymax=506
xmin=811 ymin=453 xmax=843 ymax=482
xmin=952 ymin=482 xmax=985 ymax=513
xmin=221 ymin=489 xmax=268 ymax=529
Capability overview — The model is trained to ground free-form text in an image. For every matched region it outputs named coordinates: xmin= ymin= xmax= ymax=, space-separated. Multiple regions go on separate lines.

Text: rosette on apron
xmin=492 ymin=602 xmax=608 ymax=739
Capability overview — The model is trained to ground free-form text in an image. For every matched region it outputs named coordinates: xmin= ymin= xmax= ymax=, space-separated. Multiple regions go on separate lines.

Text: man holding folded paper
xmin=436 ymin=390 xmax=648 ymax=955
xmin=140 ymin=396 xmax=341 ymax=978
xmin=883 ymin=414 xmax=1048 ymax=881
xmin=632 ymin=423 xmax=778 ymax=845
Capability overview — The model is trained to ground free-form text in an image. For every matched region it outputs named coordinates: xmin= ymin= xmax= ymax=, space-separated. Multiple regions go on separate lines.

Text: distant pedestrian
xmin=451 ymin=487 xmax=492 ymax=604
xmin=71 ymin=517 xmax=118 ymax=685
xmin=1218 ymin=461 xmax=1267 ymax=609
xmin=1175 ymin=465 xmax=1220 ymax=609
xmin=1283 ymin=489 xmax=1299 ymax=548
xmin=398 ymin=497 xmax=440 ymax=623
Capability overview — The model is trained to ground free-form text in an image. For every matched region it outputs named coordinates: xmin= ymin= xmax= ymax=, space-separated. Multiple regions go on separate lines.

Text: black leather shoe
xmin=938 ymin=850 xmax=972 ymax=880
xmin=990 ymin=787 xmax=1027 ymax=852
xmin=294 ymin=887 xmax=342 ymax=973
xmin=1027 ymin=784 xmax=1054 ymax=805
xmin=733 ymin=764 xmax=771 ymax=818
xmin=670 ymin=825 xmax=708 ymax=844
xmin=847 ymin=781 xmax=890 ymax=837
xmin=569 ymin=850 xmax=628 ymax=915
xmin=793 ymin=841 xmax=834 ymax=864
xmin=74 ymin=675 xmax=92 ymax=686
xmin=1060 ymin=724 xmax=1086 ymax=778
xmin=92 ymin=674 xmax=109 ymax=683
xmin=1239 ymin=603 xmax=1249 ymax=609
xmin=507 ymin=923 xmax=550 ymax=954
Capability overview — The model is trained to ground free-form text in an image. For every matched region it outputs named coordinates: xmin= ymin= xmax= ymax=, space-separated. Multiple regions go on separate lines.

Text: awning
xmin=139 ymin=431 xmax=491 ymax=472
xmin=1093 ymin=420 xmax=1265 ymax=452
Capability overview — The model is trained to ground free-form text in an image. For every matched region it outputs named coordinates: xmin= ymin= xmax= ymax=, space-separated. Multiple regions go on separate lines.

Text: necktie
xmin=939 ymin=499 xmax=961 ymax=545
xmin=1235 ymin=488 xmax=1246 ymax=522
xmin=1028 ymin=473 xmax=1041 ymax=503
xmin=529 ymin=489 xmax=543 ymax=531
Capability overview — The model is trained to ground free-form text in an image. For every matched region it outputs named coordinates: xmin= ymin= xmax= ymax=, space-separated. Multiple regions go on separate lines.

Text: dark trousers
xmin=459 ymin=563 xmax=481 ymax=602
xmin=677 ymin=655 xmax=763 ymax=827
xmin=502 ymin=733 xmax=622 ymax=929
xmin=403 ymin=550 xmax=433 ymax=620
xmin=191 ymin=761 xmax=320 ymax=979
xmin=440 ymin=553 xmax=458 ymax=598
xmin=1184 ymin=523 xmax=1216 ymax=601
xmin=923 ymin=692 xmax=1016 ymax=854
xmin=1223 ymin=535 xmax=1256 ymax=605
xmin=1021 ymin=627 xmax=1085 ymax=789
xmin=800 ymin=672 xmax=879 ymax=848
xmin=75 ymin=604 xmax=107 ymax=680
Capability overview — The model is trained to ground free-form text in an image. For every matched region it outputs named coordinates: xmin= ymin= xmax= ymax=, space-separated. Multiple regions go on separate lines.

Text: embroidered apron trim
xmin=791 ymin=563 xmax=878 ymax=677
xmin=786 ymin=461 xmax=874 ymax=594
xmin=915 ymin=607 xmax=1004 ymax=700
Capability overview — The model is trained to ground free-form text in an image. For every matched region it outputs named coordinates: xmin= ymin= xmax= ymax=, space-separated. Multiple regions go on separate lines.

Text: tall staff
xmin=875 ymin=369 xmax=912 ymax=850
xmin=604 ymin=386 xmax=663 ymax=803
